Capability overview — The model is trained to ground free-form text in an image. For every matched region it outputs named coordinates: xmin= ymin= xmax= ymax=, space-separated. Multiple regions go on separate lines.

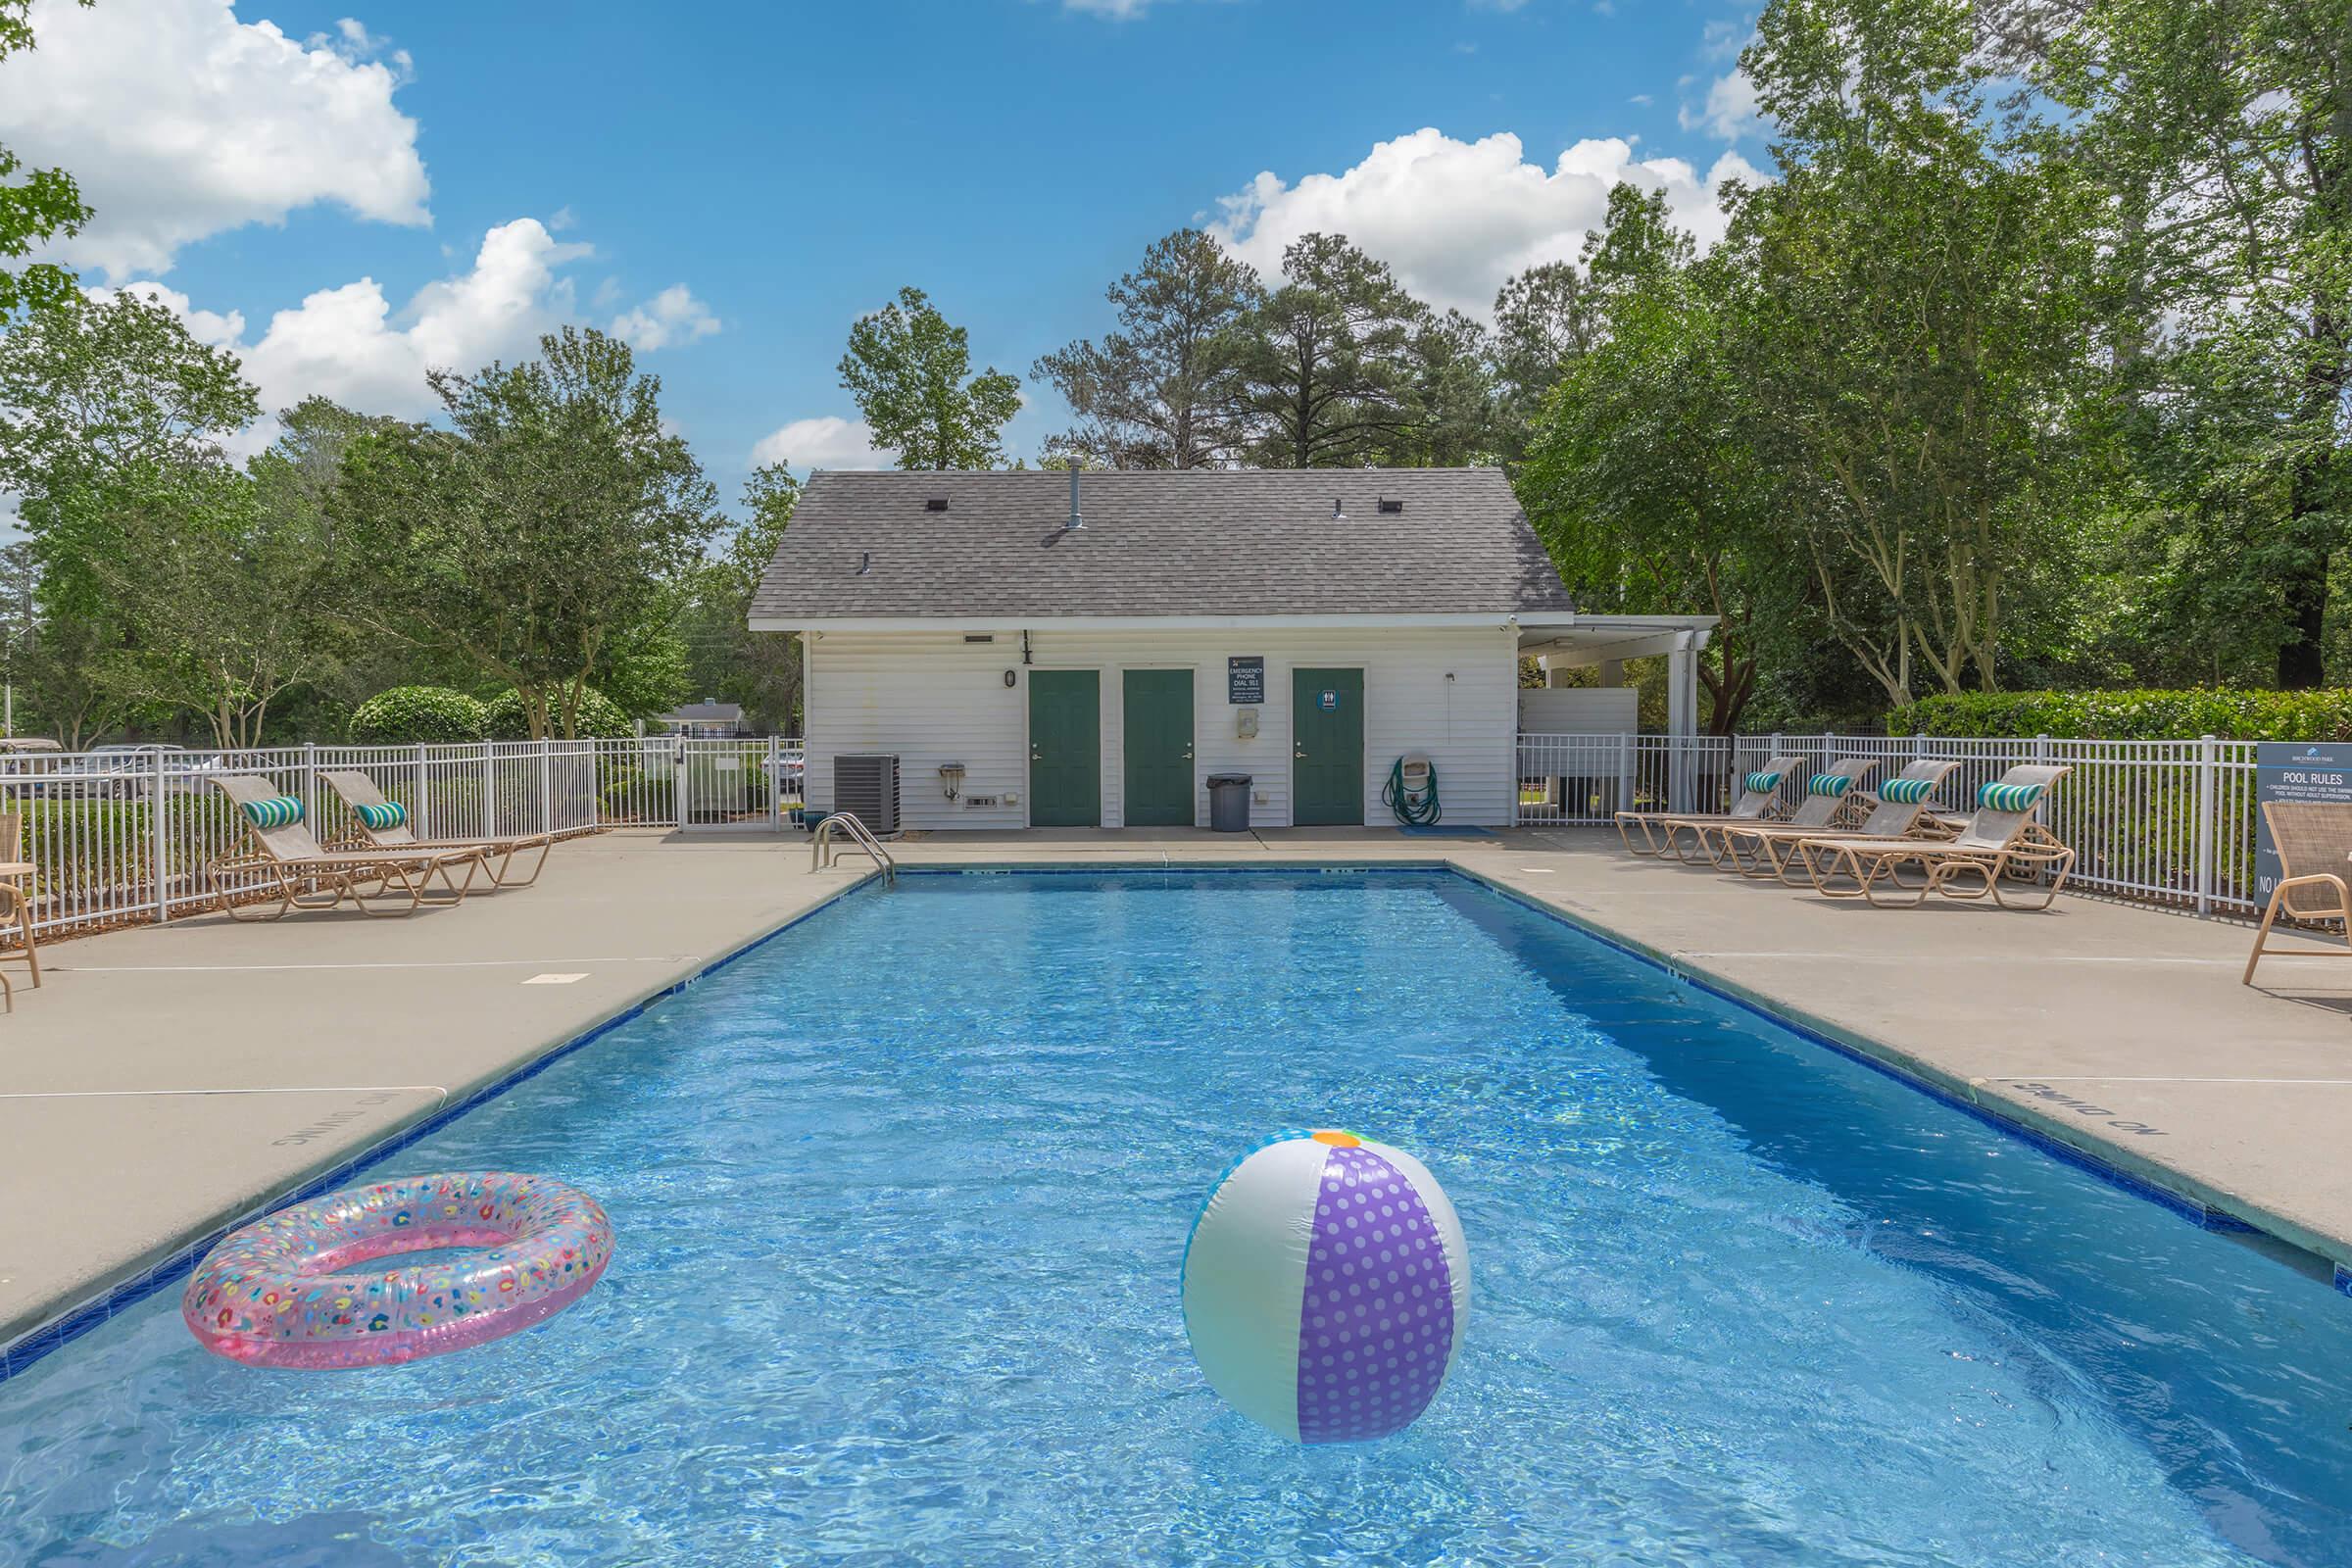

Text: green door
xmin=1028 ymin=670 xmax=1101 ymax=827
xmin=1122 ymin=669 xmax=1195 ymax=827
xmin=1292 ymin=667 xmax=1364 ymax=826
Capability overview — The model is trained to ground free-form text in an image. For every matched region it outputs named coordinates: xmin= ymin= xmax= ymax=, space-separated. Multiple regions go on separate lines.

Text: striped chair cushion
xmin=1879 ymin=777 xmax=1936 ymax=806
xmin=1977 ymin=781 xmax=2046 ymax=813
xmin=1807 ymin=773 xmax=1854 ymax=797
xmin=239 ymin=795 xmax=304 ymax=830
xmin=1742 ymin=770 xmax=1784 ymax=796
xmin=354 ymin=799 xmax=408 ymax=832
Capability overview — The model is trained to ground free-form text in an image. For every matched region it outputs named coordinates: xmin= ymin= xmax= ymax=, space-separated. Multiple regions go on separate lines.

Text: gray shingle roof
xmin=749 ymin=467 xmax=1575 ymax=622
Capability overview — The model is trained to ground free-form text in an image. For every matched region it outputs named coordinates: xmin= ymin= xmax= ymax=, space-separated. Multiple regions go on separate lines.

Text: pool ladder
xmin=809 ymin=811 xmax=897 ymax=885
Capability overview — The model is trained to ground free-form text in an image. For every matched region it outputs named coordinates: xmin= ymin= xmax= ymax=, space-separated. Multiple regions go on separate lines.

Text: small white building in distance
xmin=750 ymin=467 xmax=1714 ymax=831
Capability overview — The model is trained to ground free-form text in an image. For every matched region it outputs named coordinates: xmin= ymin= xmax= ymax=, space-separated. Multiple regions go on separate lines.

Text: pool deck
xmin=5 ymin=824 xmax=2350 ymax=1363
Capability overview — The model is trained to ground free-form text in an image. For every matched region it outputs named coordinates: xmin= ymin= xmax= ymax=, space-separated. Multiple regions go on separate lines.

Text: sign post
xmin=2253 ymin=741 xmax=2352 ymax=906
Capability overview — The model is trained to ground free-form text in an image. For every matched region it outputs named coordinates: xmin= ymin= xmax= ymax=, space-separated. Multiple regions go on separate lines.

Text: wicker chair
xmin=2242 ymin=801 xmax=2352 ymax=985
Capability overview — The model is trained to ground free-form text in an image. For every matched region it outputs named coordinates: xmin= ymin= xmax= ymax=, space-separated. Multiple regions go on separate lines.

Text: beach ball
xmin=1181 ymin=1129 xmax=1469 ymax=1444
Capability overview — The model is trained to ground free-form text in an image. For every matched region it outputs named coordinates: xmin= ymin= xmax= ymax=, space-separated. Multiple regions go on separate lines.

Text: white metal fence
xmin=1518 ymin=731 xmax=2261 ymax=916
xmin=0 ymin=727 xmax=2268 ymax=941
xmin=0 ymin=736 xmax=804 ymax=940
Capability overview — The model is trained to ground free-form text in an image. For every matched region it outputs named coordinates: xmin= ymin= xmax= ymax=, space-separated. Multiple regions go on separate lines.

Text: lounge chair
xmin=2242 ymin=801 xmax=2352 ymax=985
xmin=322 ymin=769 xmax=553 ymax=889
xmin=1719 ymin=759 xmax=1963 ymax=883
xmin=0 ymin=809 xmax=37 ymax=1010
xmin=1791 ymin=763 xmax=2075 ymax=908
xmin=1688 ymin=755 xmax=1883 ymax=869
xmin=1615 ymin=755 xmax=1803 ymax=860
xmin=206 ymin=776 xmax=484 ymax=919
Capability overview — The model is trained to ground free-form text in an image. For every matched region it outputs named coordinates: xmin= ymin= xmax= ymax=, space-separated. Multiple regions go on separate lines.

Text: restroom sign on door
xmin=1318 ymin=689 xmax=1340 ymax=711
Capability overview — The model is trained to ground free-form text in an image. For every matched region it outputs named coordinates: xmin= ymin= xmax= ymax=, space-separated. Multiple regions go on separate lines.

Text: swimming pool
xmin=4 ymin=868 xmax=2348 ymax=1565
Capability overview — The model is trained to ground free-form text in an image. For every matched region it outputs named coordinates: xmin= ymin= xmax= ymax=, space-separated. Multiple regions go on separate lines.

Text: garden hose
xmin=1384 ymin=757 xmax=1442 ymax=827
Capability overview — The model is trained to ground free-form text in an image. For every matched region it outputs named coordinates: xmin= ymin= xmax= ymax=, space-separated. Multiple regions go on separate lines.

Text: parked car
xmin=27 ymin=744 xmax=223 ymax=799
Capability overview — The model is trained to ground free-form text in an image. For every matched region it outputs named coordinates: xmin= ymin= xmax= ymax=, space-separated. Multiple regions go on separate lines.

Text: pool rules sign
xmin=2254 ymin=742 xmax=2352 ymax=906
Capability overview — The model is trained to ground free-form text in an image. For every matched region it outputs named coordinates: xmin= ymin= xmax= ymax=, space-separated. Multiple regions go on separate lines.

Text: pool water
xmin=5 ymin=869 xmax=2350 ymax=1566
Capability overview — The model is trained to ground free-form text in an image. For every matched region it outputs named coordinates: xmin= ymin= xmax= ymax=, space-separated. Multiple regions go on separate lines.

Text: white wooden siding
xmin=800 ymin=624 xmax=1519 ymax=829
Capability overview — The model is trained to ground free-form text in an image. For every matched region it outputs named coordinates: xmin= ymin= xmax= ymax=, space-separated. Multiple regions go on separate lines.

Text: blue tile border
xmin=0 ymin=876 xmax=879 ymax=1385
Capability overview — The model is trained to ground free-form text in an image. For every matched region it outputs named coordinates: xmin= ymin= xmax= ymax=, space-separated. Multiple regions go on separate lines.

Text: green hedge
xmin=1891 ymin=689 xmax=2352 ymax=742
xmin=484 ymin=687 xmax=633 ymax=741
xmin=348 ymin=686 xmax=489 ymax=746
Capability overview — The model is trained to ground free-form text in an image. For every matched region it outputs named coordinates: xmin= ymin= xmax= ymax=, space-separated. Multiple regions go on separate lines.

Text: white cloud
xmin=750 ymin=416 xmax=898 ymax=473
xmin=609 ymin=284 xmax=720 ymax=352
xmin=1061 ymin=0 xmax=1152 ymax=16
xmin=1208 ymin=128 xmax=1765 ymax=317
xmin=1682 ymin=68 xmax=1763 ymax=142
xmin=0 ymin=0 xmax=430 ymax=279
xmin=97 ymin=219 xmax=588 ymax=445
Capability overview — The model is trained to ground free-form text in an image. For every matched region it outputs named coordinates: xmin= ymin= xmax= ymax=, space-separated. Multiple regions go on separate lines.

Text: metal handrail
xmin=809 ymin=811 xmax=896 ymax=884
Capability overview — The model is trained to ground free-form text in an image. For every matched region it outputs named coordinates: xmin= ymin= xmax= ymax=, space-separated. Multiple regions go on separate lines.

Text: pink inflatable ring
xmin=181 ymin=1171 xmax=612 ymax=1370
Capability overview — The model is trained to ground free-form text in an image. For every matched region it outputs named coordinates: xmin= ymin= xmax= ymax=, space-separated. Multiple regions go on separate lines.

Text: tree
xmin=680 ymin=463 xmax=803 ymax=731
xmin=1492 ymin=262 xmax=1598 ymax=454
xmin=337 ymin=326 xmax=720 ymax=739
xmin=1390 ymin=308 xmax=1499 ymax=467
xmin=839 ymin=286 xmax=1021 ymax=469
xmin=83 ymin=461 xmax=343 ymax=749
xmin=1732 ymin=0 xmax=2109 ymax=704
xmin=1522 ymin=214 xmax=1793 ymax=733
xmin=2015 ymin=0 xmax=2350 ymax=687
xmin=0 ymin=1 xmax=92 ymax=320
xmin=1033 ymin=229 xmax=1260 ymax=468
xmin=1231 ymin=233 xmax=1427 ymax=467
xmin=0 ymin=289 xmax=334 ymax=744
xmin=0 ymin=289 xmax=260 ymax=617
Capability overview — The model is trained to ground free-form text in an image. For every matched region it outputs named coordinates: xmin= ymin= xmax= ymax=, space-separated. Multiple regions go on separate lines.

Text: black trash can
xmin=1207 ymin=773 xmax=1252 ymax=832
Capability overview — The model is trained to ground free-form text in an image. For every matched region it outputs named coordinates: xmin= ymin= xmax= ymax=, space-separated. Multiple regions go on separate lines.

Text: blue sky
xmin=0 ymin=0 xmax=1766 ymax=514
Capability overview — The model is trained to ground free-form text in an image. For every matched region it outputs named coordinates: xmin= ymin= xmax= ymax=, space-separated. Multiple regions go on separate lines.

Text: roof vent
xmin=1379 ymin=498 xmax=1404 ymax=514
xmin=857 ymin=551 xmax=872 ymax=576
xmin=1067 ymin=466 xmax=1085 ymax=531
xmin=925 ymin=497 xmax=949 ymax=513
xmin=1332 ymin=497 xmax=1347 ymax=521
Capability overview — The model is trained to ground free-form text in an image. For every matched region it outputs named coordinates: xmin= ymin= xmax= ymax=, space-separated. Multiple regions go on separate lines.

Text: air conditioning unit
xmin=833 ymin=754 xmax=901 ymax=837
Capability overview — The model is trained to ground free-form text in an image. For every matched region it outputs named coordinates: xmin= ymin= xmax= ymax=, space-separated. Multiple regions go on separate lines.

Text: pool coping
xmin=5 ymin=856 xmax=2341 ymax=1386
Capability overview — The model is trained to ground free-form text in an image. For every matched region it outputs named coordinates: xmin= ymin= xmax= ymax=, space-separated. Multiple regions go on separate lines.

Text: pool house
xmin=750 ymin=466 xmax=1716 ymax=831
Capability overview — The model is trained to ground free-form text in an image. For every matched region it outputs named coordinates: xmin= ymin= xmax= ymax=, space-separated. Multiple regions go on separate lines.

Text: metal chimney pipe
xmin=1067 ymin=466 xmax=1085 ymax=531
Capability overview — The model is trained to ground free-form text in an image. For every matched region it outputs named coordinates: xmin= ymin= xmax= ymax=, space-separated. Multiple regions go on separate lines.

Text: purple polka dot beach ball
xmin=1181 ymin=1129 xmax=1469 ymax=1444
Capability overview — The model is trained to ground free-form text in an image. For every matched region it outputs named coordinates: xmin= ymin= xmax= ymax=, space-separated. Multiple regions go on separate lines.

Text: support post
xmin=414 ymin=743 xmax=429 ymax=840
xmin=480 ymin=742 xmax=497 ymax=840
xmin=150 ymin=747 xmax=170 ymax=922
xmin=539 ymin=739 xmax=554 ymax=838
xmin=301 ymin=742 xmax=318 ymax=834
xmin=768 ymin=734 xmax=783 ymax=831
xmin=1666 ymin=635 xmax=1697 ymax=813
xmin=2194 ymin=734 xmax=2216 ymax=918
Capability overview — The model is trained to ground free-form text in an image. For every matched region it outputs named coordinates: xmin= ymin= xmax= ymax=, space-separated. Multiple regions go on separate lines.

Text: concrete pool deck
xmin=5 ymin=824 xmax=2350 ymax=1362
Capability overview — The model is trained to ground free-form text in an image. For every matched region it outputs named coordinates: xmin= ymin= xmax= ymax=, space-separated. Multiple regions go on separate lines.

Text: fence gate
xmin=670 ymin=737 xmax=799 ymax=833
